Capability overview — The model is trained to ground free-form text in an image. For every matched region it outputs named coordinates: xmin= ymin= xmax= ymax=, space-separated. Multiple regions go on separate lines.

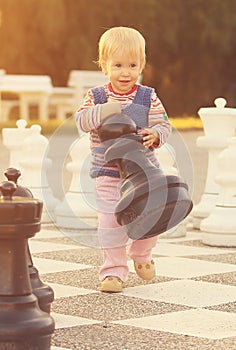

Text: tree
xmin=0 ymin=0 xmax=236 ymax=115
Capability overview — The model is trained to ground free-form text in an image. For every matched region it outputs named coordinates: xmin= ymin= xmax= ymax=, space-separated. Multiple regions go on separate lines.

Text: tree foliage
xmin=0 ymin=0 xmax=236 ymax=115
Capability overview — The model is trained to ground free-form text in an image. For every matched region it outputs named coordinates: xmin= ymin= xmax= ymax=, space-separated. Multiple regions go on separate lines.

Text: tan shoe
xmin=100 ymin=276 xmax=123 ymax=293
xmin=134 ymin=260 xmax=156 ymax=280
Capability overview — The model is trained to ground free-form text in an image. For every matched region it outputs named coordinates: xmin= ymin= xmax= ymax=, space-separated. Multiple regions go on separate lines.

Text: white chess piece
xmin=192 ymin=98 xmax=236 ymax=229
xmin=55 ymin=133 xmax=98 ymax=230
xmin=156 ymin=143 xmax=188 ymax=238
xmin=201 ymin=136 xmax=236 ymax=246
xmin=20 ymin=124 xmax=58 ymax=223
xmin=157 ymin=143 xmax=178 ymax=176
xmin=2 ymin=119 xmax=32 ymax=174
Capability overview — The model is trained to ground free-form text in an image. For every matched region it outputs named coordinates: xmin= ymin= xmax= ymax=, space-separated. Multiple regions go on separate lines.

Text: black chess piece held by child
xmin=98 ymin=113 xmax=193 ymax=240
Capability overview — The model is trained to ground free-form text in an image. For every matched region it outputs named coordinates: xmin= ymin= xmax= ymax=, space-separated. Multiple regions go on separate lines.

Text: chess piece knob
xmin=0 ymin=180 xmax=17 ymax=200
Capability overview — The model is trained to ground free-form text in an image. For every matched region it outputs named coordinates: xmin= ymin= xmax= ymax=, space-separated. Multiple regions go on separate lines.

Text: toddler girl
xmin=75 ymin=26 xmax=171 ymax=292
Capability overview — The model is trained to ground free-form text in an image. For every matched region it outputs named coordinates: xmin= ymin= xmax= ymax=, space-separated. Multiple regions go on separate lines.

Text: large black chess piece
xmin=0 ymin=181 xmax=54 ymax=349
xmin=98 ymin=113 xmax=193 ymax=240
xmin=4 ymin=168 xmax=55 ymax=313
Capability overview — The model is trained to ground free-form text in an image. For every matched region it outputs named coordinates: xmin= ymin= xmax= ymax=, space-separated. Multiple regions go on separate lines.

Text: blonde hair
xmin=98 ymin=26 xmax=146 ymax=71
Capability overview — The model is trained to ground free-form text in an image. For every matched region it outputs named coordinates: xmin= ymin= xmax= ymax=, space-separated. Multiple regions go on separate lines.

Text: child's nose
xmin=121 ymin=67 xmax=130 ymax=75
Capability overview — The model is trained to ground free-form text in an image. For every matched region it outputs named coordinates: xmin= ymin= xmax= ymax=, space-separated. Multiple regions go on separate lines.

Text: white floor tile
xmin=33 ymin=257 xmax=93 ymax=274
xmin=52 ymin=312 xmax=101 ymax=329
xmin=124 ymin=279 xmax=236 ymax=307
xmin=113 ymin=309 xmax=236 ymax=339
xmin=152 ymin=243 xmax=234 ymax=256
xmin=29 ymin=240 xmax=79 ymax=253
xmin=51 ymin=347 xmax=70 ymax=350
xmin=159 ymin=231 xmax=201 ymax=243
xmin=45 ymin=282 xmax=96 ymax=298
xmin=128 ymin=257 xmax=236 ymax=279
xmin=34 ymin=228 xmax=63 ymax=239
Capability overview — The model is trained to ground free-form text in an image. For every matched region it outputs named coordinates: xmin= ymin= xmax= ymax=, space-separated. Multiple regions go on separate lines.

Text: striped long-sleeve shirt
xmin=75 ymin=83 xmax=172 ymax=178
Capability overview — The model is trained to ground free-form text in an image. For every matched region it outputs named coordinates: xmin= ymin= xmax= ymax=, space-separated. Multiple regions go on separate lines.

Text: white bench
xmin=0 ymin=74 xmax=53 ymax=121
xmin=0 ymin=70 xmax=17 ymax=122
xmin=0 ymin=100 xmax=19 ymax=122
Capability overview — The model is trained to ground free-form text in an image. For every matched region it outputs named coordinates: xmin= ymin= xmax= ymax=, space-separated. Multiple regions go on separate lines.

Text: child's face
xmin=103 ymin=52 xmax=142 ymax=94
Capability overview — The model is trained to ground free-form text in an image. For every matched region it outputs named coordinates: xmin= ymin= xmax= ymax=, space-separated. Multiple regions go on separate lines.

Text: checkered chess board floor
xmin=31 ymin=223 xmax=236 ymax=350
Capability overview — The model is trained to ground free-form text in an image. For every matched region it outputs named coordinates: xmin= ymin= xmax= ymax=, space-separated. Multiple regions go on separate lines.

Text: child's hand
xmin=138 ymin=128 xmax=160 ymax=148
xmin=100 ymin=101 xmax=121 ymax=121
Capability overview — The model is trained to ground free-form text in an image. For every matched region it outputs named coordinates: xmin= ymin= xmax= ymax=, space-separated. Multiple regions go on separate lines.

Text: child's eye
xmin=130 ymin=63 xmax=137 ymax=68
xmin=115 ymin=63 xmax=122 ymax=68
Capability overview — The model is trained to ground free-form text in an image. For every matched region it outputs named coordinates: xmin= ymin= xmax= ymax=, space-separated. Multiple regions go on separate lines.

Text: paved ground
xmin=32 ymin=224 xmax=236 ymax=350
xmin=1 ymin=129 xmax=236 ymax=349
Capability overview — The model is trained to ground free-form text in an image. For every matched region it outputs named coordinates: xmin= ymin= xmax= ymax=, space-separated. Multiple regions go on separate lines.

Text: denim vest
xmin=92 ymin=85 xmax=152 ymax=130
xmin=90 ymin=85 xmax=158 ymax=178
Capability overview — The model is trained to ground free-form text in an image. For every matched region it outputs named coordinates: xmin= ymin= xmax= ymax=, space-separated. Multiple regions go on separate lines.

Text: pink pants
xmin=95 ymin=176 xmax=158 ymax=281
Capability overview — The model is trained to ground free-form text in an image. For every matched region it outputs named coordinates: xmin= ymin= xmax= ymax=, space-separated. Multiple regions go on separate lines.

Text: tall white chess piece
xmin=2 ymin=119 xmax=31 ymax=174
xmin=20 ymin=124 xmax=58 ymax=223
xmin=55 ymin=133 xmax=98 ymax=230
xmin=201 ymin=136 xmax=236 ymax=246
xmin=157 ymin=143 xmax=189 ymax=238
xmin=192 ymin=98 xmax=236 ymax=229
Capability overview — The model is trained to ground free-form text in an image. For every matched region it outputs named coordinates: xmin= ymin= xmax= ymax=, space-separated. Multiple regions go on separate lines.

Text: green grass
xmin=0 ymin=116 xmax=203 ymax=135
xmin=170 ymin=116 xmax=203 ymax=130
xmin=0 ymin=118 xmax=76 ymax=134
